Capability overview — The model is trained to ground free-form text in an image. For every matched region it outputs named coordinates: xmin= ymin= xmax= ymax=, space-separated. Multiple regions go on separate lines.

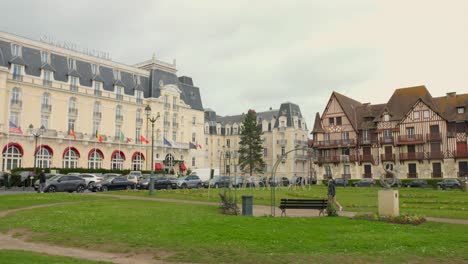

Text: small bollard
xmin=242 ymin=195 xmax=253 ymax=216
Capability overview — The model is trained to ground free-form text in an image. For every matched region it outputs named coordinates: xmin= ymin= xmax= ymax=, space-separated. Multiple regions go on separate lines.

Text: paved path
xmin=91 ymin=193 xmax=468 ymax=224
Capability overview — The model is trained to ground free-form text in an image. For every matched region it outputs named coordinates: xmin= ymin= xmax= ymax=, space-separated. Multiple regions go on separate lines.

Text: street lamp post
xmin=145 ymin=105 xmax=160 ymax=196
xmin=29 ymin=124 xmax=46 ymax=177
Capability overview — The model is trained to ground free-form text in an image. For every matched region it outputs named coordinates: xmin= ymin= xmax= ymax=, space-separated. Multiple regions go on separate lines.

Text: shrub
xmin=352 ymin=213 xmax=426 ymax=225
xmin=326 ymin=203 xmax=338 ymax=217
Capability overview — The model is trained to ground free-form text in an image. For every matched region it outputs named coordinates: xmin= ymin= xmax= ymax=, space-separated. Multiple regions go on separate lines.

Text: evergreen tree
xmin=238 ymin=109 xmax=266 ymax=176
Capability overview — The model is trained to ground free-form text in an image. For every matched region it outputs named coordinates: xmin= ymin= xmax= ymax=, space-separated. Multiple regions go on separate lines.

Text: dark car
xmin=154 ymin=176 xmax=178 ymax=190
xmin=381 ymin=178 xmax=403 ymax=188
xmin=437 ymin=179 xmax=461 ymax=189
xmin=268 ymin=177 xmax=290 ymax=187
xmin=34 ymin=175 xmax=86 ymax=193
xmin=352 ymin=178 xmax=376 ymax=187
xmin=405 ymin=179 xmax=431 ymax=188
xmin=91 ymin=176 xmax=135 ymax=192
xmin=233 ymin=176 xmax=245 ymax=188
xmin=334 ymin=178 xmax=349 ymax=187
xmin=205 ymin=176 xmax=231 ymax=188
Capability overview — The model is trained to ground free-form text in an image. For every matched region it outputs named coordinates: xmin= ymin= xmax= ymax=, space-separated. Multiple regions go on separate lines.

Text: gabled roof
xmin=67 ymin=69 xmax=81 ymax=77
xmin=9 ymin=56 xmax=27 ymax=66
xmin=312 ymin=112 xmax=324 ymax=133
xmin=434 ymin=93 xmax=468 ymax=122
xmin=92 ymin=74 xmax=105 ymax=82
xmin=40 ymin=63 xmax=56 ymax=72
xmin=330 ymin=91 xmax=362 ymax=130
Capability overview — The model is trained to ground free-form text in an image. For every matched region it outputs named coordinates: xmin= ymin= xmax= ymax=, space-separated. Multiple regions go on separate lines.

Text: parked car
xmin=291 ymin=176 xmax=306 ymax=186
xmin=437 ymin=179 xmax=461 ymax=189
xmin=91 ymin=176 xmax=135 ymax=192
xmin=177 ymin=175 xmax=203 ymax=189
xmin=206 ymin=176 xmax=231 ymax=188
xmin=136 ymin=175 xmax=150 ymax=189
xmin=385 ymin=178 xmax=403 ymax=188
xmin=334 ymin=178 xmax=349 ymax=187
xmin=154 ymin=176 xmax=178 ymax=190
xmin=405 ymin=179 xmax=431 ymax=188
xmin=78 ymin=174 xmax=104 ymax=189
xmin=233 ymin=176 xmax=245 ymax=188
xmin=352 ymin=178 xmax=376 ymax=187
xmin=268 ymin=177 xmax=290 ymax=187
xmin=33 ymin=173 xmax=60 ymax=187
xmin=126 ymin=171 xmax=141 ymax=185
xmin=103 ymin=173 xmax=121 ymax=180
xmin=34 ymin=175 xmax=86 ymax=193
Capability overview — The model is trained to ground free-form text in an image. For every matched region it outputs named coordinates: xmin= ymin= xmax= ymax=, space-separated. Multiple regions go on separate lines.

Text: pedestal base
xmin=378 ymin=190 xmax=399 ymax=216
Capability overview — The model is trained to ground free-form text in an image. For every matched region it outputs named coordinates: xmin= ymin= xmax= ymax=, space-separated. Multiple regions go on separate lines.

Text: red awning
xmin=179 ymin=163 xmax=187 ymax=171
xmin=62 ymin=147 xmax=81 ymax=159
xmin=2 ymin=142 xmax=24 ymax=156
xmin=88 ymin=148 xmax=105 ymax=159
xmin=35 ymin=144 xmax=54 ymax=156
xmin=155 ymin=163 xmax=162 ymax=170
xmin=111 ymin=150 xmax=126 ymax=160
xmin=131 ymin=151 xmax=145 ymax=161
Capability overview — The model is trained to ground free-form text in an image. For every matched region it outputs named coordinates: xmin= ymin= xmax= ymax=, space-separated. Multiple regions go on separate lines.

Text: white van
xmin=189 ymin=168 xmax=219 ymax=182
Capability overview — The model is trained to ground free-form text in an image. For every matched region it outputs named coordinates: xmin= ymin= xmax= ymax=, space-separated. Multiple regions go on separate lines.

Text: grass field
xmin=106 ymin=186 xmax=468 ymax=219
xmin=0 ymin=250 xmax=109 ymax=264
xmin=0 ymin=199 xmax=466 ymax=263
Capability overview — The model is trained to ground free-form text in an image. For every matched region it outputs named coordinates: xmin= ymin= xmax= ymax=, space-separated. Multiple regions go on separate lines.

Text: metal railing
xmin=13 ymin=74 xmax=23 ymax=81
xmin=427 ymin=151 xmax=444 ymax=160
xmin=41 ymin=104 xmax=52 ymax=112
xmin=93 ymin=112 xmax=102 ymax=119
xmin=380 ymin=153 xmax=395 ymax=161
xmin=43 ymin=80 xmax=52 ymax=87
xmin=397 ymin=134 xmax=424 ymax=144
xmin=94 ymin=89 xmax=102 ymax=96
xmin=314 ymin=139 xmax=356 ymax=148
xmin=70 ymin=85 xmax=78 ymax=92
xmin=426 ymin=133 xmax=442 ymax=141
xmin=68 ymin=108 xmax=78 ymax=115
xmin=115 ymin=115 xmax=124 ymax=122
xmin=10 ymin=99 xmax=22 ymax=108
xmin=277 ymin=139 xmax=287 ymax=145
xmin=379 ymin=136 xmax=394 ymax=144
xmin=399 ymin=152 xmax=424 ymax=161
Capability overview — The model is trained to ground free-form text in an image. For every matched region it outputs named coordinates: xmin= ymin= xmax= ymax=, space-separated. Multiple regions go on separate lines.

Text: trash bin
xmin=242 ymin=195 xmax=253 ymax=216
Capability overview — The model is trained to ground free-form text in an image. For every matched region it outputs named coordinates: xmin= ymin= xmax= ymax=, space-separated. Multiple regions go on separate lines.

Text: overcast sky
xmin=1 ymin=0 xmax=467 ymax=125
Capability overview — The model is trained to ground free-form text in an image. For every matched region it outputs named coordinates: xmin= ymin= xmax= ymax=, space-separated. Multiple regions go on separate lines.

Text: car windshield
xmin=179 ymin=176 xmax=187 ymax=180
xmin=48 ymin=175 xmax=60 ymax=181
xmin=104 ymin=177 xmax=115 ymax=182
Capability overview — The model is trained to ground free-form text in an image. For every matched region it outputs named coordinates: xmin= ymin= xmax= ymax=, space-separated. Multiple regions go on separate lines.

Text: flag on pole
xmin=69 ymin=129 xmax=76 ymax=140
xmin=126 ymin=137 xmax=132 ymax=143
xmin=9 ymin=121 xmax=23 ymax=134
xmin=189 ymin=142 xmax=197 ymax=149
xmin=163 ymin=137 xmax=172 ymax=147
xmin=96 ymin=131 xmax=103 ymax=143
xmin=140 ymin=135 xmax=149 ymax=144
xmin=120 ymin=132 xmax=125 ymax=142
xmin=198 ymin=144 xmax=202 ymax=150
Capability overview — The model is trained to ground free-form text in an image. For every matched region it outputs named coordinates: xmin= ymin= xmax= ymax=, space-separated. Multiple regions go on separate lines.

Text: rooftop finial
xmin=152 ymin=52 xmax=156 ymax=63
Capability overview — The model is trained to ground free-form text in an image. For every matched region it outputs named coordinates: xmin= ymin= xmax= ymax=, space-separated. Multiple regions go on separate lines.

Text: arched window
xmin=131 ymin=152 xmax=144 ymax=171
xmin=11 ymin=87 xmax=21 ymax=103
xmin=63 ymin=148 xmax=79 ymax=169
xmin=36 ymin=147 xmax=52 ymax=168
xmin=111 ymin=151 xmax=125 ymax=170
xmin=41 ymin=92 xmax=50 ymax=106
xmin=88 ymin=150 xmax=103 ymax=169
xmin=2 ymin=145 xmax=22 ymax=171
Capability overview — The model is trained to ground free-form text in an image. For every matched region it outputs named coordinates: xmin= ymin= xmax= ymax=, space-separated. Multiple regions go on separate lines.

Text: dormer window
xmin=94 ymin=81 xmax=102 ymax=96
xmin=113 ymin=69 xmax=120 ymax=80
xmin=136 ymin=90 xmax=143 ymax=105
xmin=91 ymin=64 xmax=98 ymax=75
xmin=11 ymin=44 xmax=21 ymax=57
xmin=67 ymin=58 xmax=76 ymax=70
xmin=116 ymin=86 xmax=124 ymax=100
xmin=458 ymin=107 xmax=465 ymax=114
xmin=336 ymin=116 xmax=342 ymax=126
xmin=40 ymin=51 xmax=50 ymax=64
xmin=12 ymin=64 xmax=22 ymax=81
xmin=383 ymin=114 xmax=390 ymax=122
xmin=133 ymin=74 xmax=140 ymax=85
xmin=413 ymin=111 xmax=420 ymax=120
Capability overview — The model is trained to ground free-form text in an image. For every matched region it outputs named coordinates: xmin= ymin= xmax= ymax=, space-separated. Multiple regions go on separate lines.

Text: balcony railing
xmin=173 ymin=105 xmax=179 ymax=112
xmin=362 ymin=173 xmax=373 ymax=178
xmin=458 ymin=171 xmax=468 ymax=177
xmin=10 ymin=100 xmax=22 ymax=108
xmin=316 ymin=155 xmax=340 ymax=164
xmin=136 ymin=98 xmax=143 ymax=105
xmin=359 ymin=138 xmax=378 ymax=145
xmin=379 ymin=136 xmax=394 ymax=145
xmin=68 ymin=108 xmax=78 ymax=115
xmin=294 ymin=140 xmax=308 ymax=146
xmin=12 ymin=74 xmax=23 ymax=81
xmin=94 ymin=89 xmax=102 ymax=96
xmin=431 ymin=172 xmax=443 ymax=178
xmin=397 ymin=134 xmax=424 ymax=145
xmin=426 ymin=133 xmax=442 ymax=142
xmin=164 ymin=103 xmax=170 ymax=110
xmin=93 ymin=112 xmax=102 ymax=119
xmin=341 ymin=174 xmax=351 ymax=179
xmin=447 ymin=131 xmax=457 ymax=138
xmin=278 ymin=127 xmax=286 ymax=132
xmin=115 ymin=115 xmax=124 ymax=122
xmin=70 ymin=85 xmax=78 ymax=92
xmin=427 ymin=151 xmax=444 ymax=160
xmin=116 ymin=94 xmax=123 ymax=101
xmin=164 ymin=121 xmax=171 ymax=127
xmin=172 ymin=122 xmax=179 ymax=128
xmin=407 ymin=173 xmax=418 ymax=178
xmin=41 ymin=104 xmax=52 ymax=112
xmin=277 ymin=139 xmax=287 ymax=145
xmin=43 ymin=79 xmax=52 ymax=87
xmin=314 ymin=139 xmax=356 ymax=148
xmin=454 ymin=150 xmax=468 ymax=159
xmin=380 ymin=153 xmax=395 ymax=162
xmin=136 ymin=118 xmax=143 ymax=126
xmin=360 ymin=154 xmax=375 ymax=164
xmin=294 ymin=154 xmax=309 ymax=160
xmin=399 ymin=152 xmax=424 ymax=161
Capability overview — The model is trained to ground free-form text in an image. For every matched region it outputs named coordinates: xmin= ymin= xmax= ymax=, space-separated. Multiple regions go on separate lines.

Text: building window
xmin=135 ymin=127 xmax=141 ymax=143
xmin=93 ymin=101 xmax=101 ymax=116
xmin=343 ymin=165 xmax=350 ymax=177
xmin=113 ymin=69 xmax=120 ymax=80
xmin=329 ymin=117 xmax=334 ymax=125
xmin=91 ymin=64 xmax=98 ymax=75
xmin=192 ymin=116 xmax=196 ymax=125
xmin=226 ymin=139 xmax=231 ymax=148
xmin=341 ymin=132 xmax=349 ymax=140
xmin=281 ymin=146 xmax=285 ymax=156
xmin=423 ymin=110 xmax=430 ymax=119
xmin=67 ymin=58 xmax=76 ymax=70
xmin=132 ymin=153 xmax=144 ymax=170
xmin=9 ymin=112 xmax=19 ymax=128
xmin=172 ymin=131 xmax=177 ymax=142
xmin=115 ymin=105 xmax=123 ymax=120
xmin=68 ymin=119 xmax=75 ymax=133
xmin=383 ymin=114 xmax=390 ymax=122
xmin=11 ymin=87 xmax=21 ymax=103
xmin=11 ymin=44 xmax=21 ymax=57
xmin=115 ymin=125 xmax=122 ymax=138
xmin=116 ymin=86 xmax=123 ymax=100
xmin=36 ymin=147 xmax=52 ymax=168
xmin=40 ymin=115 xmax=49 ymax=129
xmin=205 ymin=137 xmax=208 ymax=145
xmin=94 ymin=81 xmax=102 ymax=95
xmin=217 ymin=138 xmax=220 ymax=146
xmin=413 ymin=111 xmax=420 ymax=120
xmin=192 ymin=157 xmax=196 ymax=167
xmin=192 ymin=133 xmax=196 ymax=143
xmin=457 ymin=107 xmax=465 ymax=114
xmin=2 ymin=145 xmax=22 ymax=171
xmin=263 ymin=148 xmax=268 ymax=157
xmin=362 ymin=130 xmax=369 ymax=140
xmin=63 ymin=148 xmax=79 ymax=169
xmin=41 ymin=92 xmax=50 ymax=107
xmin=40 ymin=51 xmax=49 ymax=64
xmin=70 ymin=76 xmax=78 ymax=87
xmin=88 ymin=150 xmax=103 ymax=169
xmin=111 ymin=152 xmax=124 ymax=170
xmin=336 ymin=117 xmax=342 ymax=126
xmin=92 ymin=120 xmax=100 ymax=136
xmin=406 ymin=127 xmax=415 ymax=135
xmin=133 ymin=74 xmax=140 ymax=85
xmin=68 ymin=97 xmax=77 ymax=112
xmin=136 ymin=90 xmax=143 ymax=104
xmin=13 ymin=64 xmax=22 ymax=79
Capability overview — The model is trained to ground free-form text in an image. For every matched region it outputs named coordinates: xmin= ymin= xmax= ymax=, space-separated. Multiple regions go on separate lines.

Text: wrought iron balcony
xmin=454 ymin=150 xmax=468 ymax=159
xmin=427 ymin=151 xmax=444 ymax=160
xmin=316 ymin=155 xmax=340 ymax=164
xmin=294 ymin=153 xmax=309 ymax=160
xmin=313 ymin=139 xmax=356 ymax=149
xmin=43 ymin=79 xmax=52 ymax=87
xmin=431 ymin=172 xmax=443 ymax=178
xmin=68 ymin=108 xmax=78 ymax=115
xmin=70 ymin=85 xmax=78 ymax=92
xmin=94 ymin=89 xmax=102 ymax=96
xmin=41 ymin=104 xmax=52 ymax=112
xmin=458 ymin=171 xmax=468 ymax=177
xmin=360 ymin=154 xmax=376 ymax=164
xmin=399 ymin=152 xmax=424 ymax=161
xmin=116 ymin=94 xmax=123 ymax=101
xmin=93 ymin=112 xmax=102 ymax=119
xmin=380 ymin=153 xmax=395 ymax=162
xmin=359 ymin=138 xmax=378 ymax=145
xmin=12 ymin=74 xmax=23 ymax=82
xmin=397 ymin=134 xmax=424 ymax=145
xmin=379 ymin=136 xmax=394 ymax=145
xmin=277 ymin=139 xmax=287 ymax=145
xmin=341 ymin=174 xmax=352 ymax=179
xmin=426 ymin=133 xmax=442 ymax=142
xmin=10 ymin=99 xmax=22 ymax=108
xmin=294 ymin=139 xmax=308 ymax=146
xmin=115 ymin=115 xmax=124 ymax=122
xmin=407 ymin=173 xmax=418 ymax=178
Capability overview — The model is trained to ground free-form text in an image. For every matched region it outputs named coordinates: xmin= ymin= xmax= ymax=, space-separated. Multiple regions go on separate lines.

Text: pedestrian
xmin=39 ymin=170 xmax=47 ymax=193
xmin=327 ymin=178 xmax=342 ymax=211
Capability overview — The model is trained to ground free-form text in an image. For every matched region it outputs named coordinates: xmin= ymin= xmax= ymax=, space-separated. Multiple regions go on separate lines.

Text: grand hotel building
xmin=0 ymin=31 xmax=206 ymax=172
xmin=311 ymin=86 xmax=468 ymax=179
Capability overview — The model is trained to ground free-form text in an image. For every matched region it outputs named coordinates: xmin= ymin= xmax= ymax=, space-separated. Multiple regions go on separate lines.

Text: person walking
xmin=327 ymin=178 xmax=343 ymax=211
xmin=39 ymin=170 xmax=47 ymax=193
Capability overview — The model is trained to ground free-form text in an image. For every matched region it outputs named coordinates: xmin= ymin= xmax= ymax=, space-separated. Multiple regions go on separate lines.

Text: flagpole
xmin=68 ymin=135 xmax=71 ymax=168
xmin=5 ymin=88 xmax=11 ymax=172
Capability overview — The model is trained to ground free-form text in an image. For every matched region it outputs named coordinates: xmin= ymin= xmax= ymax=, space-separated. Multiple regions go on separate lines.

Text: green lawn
xmin=0 ymin=250 xmax=110 ymax=264
xmin=0 ymin=199 xmax=466 ymax=263
xmin=0 ymin=193 xmax=110 ymax=212
xmin=107 ymin=186 xmax=468 ymax=219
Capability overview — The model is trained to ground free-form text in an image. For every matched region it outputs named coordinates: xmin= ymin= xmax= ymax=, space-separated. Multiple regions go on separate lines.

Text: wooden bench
xmin=279 ymin=199 xmax=328 ymax=217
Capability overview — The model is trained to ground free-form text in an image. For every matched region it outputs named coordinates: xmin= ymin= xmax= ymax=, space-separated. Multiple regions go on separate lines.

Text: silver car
xmin=177 ymin=175 xmax=202 ymax=189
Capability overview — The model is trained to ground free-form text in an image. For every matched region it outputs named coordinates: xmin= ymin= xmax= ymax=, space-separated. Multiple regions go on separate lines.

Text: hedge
xmin=10 ymin=167 xmax=174 ymax=176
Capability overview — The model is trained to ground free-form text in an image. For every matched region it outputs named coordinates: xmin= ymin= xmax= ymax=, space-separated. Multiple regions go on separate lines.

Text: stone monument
xmin=378 ymin=164 xmax=400 ymax=216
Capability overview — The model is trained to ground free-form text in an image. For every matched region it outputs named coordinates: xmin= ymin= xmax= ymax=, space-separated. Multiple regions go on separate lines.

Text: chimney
xmin=269 ymin=107 xmax=272 ymax=110
xmin=447 ymin=92 xmax=456 ymax=97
